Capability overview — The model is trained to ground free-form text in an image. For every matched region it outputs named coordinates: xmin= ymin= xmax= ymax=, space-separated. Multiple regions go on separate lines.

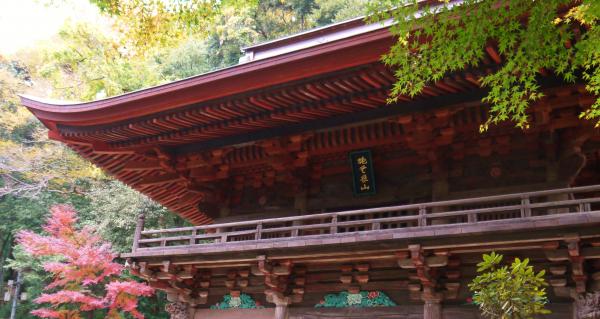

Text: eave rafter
xmin=46 ymin=80 xmax=597 ymax=225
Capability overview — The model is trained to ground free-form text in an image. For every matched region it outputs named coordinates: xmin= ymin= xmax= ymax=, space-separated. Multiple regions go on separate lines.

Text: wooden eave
xmin=22 ymin=17 xmax=593 ymax=225
xmin=20 ymin=27 xmax=393 ymax=129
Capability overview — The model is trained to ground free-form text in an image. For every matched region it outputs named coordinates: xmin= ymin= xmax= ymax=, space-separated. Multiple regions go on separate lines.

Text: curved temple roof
xmin=22 ymin=19 xmax=393 ymax=129
xmin=21 ymin=15 xmax=510 ymax=224
xmin=20 ymin=18 xmax=400 ymax=224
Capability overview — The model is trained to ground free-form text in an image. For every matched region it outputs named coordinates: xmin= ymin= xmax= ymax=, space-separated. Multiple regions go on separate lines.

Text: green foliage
xmin=315 ymin=290 xmax=397 ymax=308
xmin=120 ymin=269 xmax=169 ymax=319
xmin=0 ymin=1 xmax=369 ymax=318
xmin=0 ymin=194 xmax=92 ymax=317
xmin=155 ymin=38 xmax=214 ymax=81
xmin=311 ymin=0 xmax=369 ymax=25
xmin=469 ymin=252 xmax=550 ymax=319
xmin=136 ymin=291 xmax=170 ymax=319
xmin=2 ymin=246 xmax=50 ymax=319
xmin=89 ymin=0 xmax=224 ymax=53
xmin=210 ymin=293 xmax=263 ymax=309
xmin=367 ymin=0 xmax=600 ymax=129
xmin=251 ymin=0 xmax=317 ymax=39
xmin=203 ymin=5 xmax=262 ymax=68
xmin=0 ymin=56 xmax=33 ymax=142
xmin=80 ymin=180 xmax=188 ymax=253
xmin=37 ymin=22 xmax=162 ymax=101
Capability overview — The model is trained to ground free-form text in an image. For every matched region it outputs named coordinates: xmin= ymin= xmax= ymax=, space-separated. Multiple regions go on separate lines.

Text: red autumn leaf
xmin=17 ymin=205 xmax=154 ymax=319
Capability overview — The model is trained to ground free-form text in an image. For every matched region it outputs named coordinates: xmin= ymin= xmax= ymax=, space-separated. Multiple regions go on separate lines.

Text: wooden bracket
xmin=443 ymin=257 xmax=461 ymax=300
xmin=256 ymin=256 xmax=293 ymax=303
xmin=291 ymin=266 xmax=306 ymax=304
xmin=545 ymin=235 xmax=590 ymax=297
xmin=399 ymin=246 xmax=452 ymax=302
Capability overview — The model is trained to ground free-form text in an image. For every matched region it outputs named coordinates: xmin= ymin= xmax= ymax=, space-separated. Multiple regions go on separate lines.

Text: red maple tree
xmin=17 ymin=205 xmax=154 ymax=319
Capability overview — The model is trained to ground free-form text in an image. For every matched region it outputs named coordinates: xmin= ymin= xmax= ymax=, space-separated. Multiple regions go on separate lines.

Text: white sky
xmin=0 ymin=0 xmax=105 ymax=56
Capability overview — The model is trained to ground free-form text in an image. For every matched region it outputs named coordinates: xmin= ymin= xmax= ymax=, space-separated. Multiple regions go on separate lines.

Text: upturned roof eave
xmin=20 ymin=27 xmax=393 ymax=127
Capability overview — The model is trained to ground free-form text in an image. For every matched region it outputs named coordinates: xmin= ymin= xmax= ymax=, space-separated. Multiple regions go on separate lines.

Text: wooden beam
xmin=122 ymin=160 xmax=162 ymax=172
xmin=138 ymin=173 xmax=185 ymax=187
xmin=176 ymin=90 xmax=489 ymax=154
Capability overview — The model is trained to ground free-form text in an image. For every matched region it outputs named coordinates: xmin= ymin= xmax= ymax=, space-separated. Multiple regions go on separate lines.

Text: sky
xmin=0 ymin=0 xmax=105 ymax=55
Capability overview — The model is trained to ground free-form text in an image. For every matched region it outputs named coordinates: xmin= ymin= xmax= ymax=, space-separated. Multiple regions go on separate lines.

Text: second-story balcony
xmin=124 ymin=185 xmax=600 ymax=259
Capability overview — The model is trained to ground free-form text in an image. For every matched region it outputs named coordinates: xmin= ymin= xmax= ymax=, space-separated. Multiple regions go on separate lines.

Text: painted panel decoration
xmin=349 ymin=150 xmax=376 ymax=196
xmin=210 ymin=293 xmax=264 ymax=310
xmin=315 ymin=291 xmax=396 ymax=308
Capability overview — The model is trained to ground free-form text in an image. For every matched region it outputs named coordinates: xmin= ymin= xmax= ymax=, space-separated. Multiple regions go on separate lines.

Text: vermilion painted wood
xmin=20 ymin=29 xmax=392 ymax=127
xmin=130 ymin=185 xmax=600 ymax=252
xmin=19 ymin=15 xmax=596 ymax=226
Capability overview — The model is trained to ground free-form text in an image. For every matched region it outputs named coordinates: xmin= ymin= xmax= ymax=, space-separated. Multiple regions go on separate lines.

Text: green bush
xmin=469 ymin=252 xmax=550 ymax=319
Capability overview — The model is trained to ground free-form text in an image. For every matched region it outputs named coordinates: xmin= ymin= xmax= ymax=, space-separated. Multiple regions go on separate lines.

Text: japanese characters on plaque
xmin=349 ymin=150 xmax=376 ymax=196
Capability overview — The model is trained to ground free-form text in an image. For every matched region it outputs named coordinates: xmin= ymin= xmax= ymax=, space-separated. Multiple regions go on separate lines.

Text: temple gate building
xmin=21 ymin=14 xmax=600 ymax=319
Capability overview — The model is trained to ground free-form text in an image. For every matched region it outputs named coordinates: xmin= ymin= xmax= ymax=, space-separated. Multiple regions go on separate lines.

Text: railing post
xmin=330 ymin=215 xmax=338 ymax=234
xmin=521 ymin=197 xmax=531 ymax=218
xmin=418 ymin=206 xmax=427 ymax=227
xmin=189 ymin=229 xmax=196 ymax=246
xmin=468 ymin=212 xmax=477 ymax=223
xmin=372 ymin=221 xmax=381 ymax=231
xmin=132 ymin=212 xmax=146 ymax=252
xmin=579 ymin=202 xmax=591 ymax=213
xmin=291 ymin=220 xmax=301 ymax=237
xmin=256 ymin=223 xmax=262 ymax=240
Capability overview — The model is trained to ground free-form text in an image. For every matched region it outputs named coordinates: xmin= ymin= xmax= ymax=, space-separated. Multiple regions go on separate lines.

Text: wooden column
xmin=399 ymin=245 xmax=447 ymax=319
xmin=132 ymin=212 xmax=146 ymax=252
xmin=274 ymin=303 xmax=289 ymax=319
xmin=294 ymin=191 xmax=308 ymax=213
xmin=219 ymin=205 xmax=231 ymax=218
xmin=430 ymin=153 xmax=449 ymax=226
xmin=255 ymin=255 xmax=293 ymax=319
xmin=557 ymin=128 xmax=590 ymax=186
xmin=423 ymin=298 xmax=442 ymax=319
xmin=270 ymin=288 xmax=291 ymax=319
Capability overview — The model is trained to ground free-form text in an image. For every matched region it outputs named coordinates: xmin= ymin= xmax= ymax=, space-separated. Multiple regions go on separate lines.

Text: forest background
xmin=0 ymin=0 xmax=367 ymax=317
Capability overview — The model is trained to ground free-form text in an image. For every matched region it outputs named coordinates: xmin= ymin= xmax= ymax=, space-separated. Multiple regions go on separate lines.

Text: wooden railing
xmin=132 ymin=185 xmax=600 ymax=252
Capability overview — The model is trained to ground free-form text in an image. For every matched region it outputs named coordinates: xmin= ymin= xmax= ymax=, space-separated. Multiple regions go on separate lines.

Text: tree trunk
xmin=0 ymin=234 xmax=13 ymax=297
xmin=9 ymin=270 xmax=22 ymax=319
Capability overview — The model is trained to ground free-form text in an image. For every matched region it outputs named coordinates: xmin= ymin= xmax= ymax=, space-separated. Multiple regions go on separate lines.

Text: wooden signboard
xmin=349 ymin=150 xmax=376 ymax=196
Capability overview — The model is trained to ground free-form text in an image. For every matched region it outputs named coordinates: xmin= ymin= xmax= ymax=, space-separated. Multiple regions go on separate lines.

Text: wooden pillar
xmin=422 ymin=282 xmax=444 ymax=319
xmin=557 ymin=129 xmax=590 ymax=186
xmin=274 ymin=303 xmax=289 ymax=319
xmin=423 ymin=298 xmax=442 ymax=319
xmin=430 ymin=155 xmax=449 ymax=226
xmin=294 ymin=191 xmax=307 ymax=213
xmin=132 ymin=212 xmax=146 ymax=252
xmin=269 ymin=289 xmax=291 ymax=319
xmin=219 ymin=205 xmax=231 ymax=218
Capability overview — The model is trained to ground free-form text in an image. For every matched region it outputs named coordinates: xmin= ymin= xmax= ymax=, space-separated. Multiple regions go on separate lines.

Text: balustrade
xmin=132 ymin=185 xmax=600 ymax=252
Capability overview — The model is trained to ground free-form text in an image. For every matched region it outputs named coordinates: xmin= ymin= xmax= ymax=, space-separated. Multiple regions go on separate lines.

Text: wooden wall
xmin=216 ymin=129 xmax=573 ymax=224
